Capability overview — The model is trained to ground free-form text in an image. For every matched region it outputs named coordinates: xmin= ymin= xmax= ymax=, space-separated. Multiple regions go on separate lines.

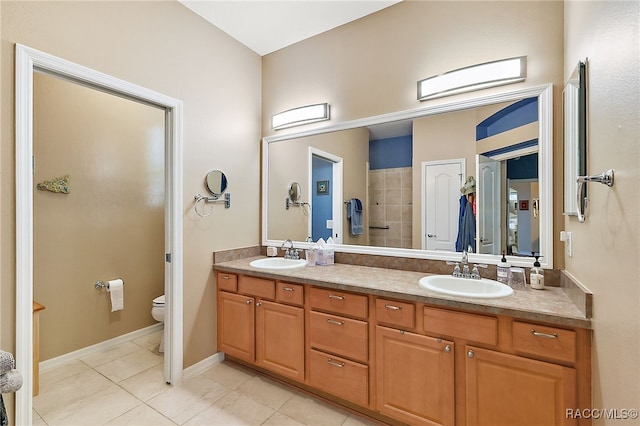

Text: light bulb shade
xmin=418 ymin=56 xmax=527 ymax=101
xmin=272 ymin=103 xmax=330 ymax=130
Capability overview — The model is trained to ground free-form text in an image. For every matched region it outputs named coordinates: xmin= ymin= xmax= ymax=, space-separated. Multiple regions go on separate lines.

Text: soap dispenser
xmin=530 ymin=253 xmax=545 ymax=290
xmin=497 ymin=252 xmax=511 ymax=284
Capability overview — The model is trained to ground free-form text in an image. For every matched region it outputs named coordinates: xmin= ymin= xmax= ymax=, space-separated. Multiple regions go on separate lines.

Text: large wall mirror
xmin=262 ymin=84 xmax=553 ymax=268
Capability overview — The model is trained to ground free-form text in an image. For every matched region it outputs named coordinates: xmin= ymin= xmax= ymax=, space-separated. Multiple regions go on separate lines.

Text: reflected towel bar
xmin=369 ymin=225 xmax=390 ymax=230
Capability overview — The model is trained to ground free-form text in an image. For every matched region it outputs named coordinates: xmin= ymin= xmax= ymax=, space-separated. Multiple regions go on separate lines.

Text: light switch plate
xmin=560 ymin=231 xmax=572 ymax=257
xmin=326 ymin=219 xmax=333 ymax=229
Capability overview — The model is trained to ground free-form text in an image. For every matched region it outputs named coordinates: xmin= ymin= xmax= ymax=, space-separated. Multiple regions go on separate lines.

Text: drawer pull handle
xmin=221 ymin=275 xmax=230 ymax=280
xmin=530 ymin=329 xmax=558 ymax=339
xmin=282 ymin=287 xmax=295 ymax=292
xmin=328 ymin=294 xmax=345 ymax=300
xmin=384 ymin=304 xmax=402 ymax=311
xmin=326 ymin=318 xmax=344 ymax=326
xmin=327 ymin=359 xmax=345 ymax=368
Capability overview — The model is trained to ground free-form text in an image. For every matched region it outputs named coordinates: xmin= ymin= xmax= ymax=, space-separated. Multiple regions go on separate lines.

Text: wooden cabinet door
xmin=466 ymin=346 xmax=577 ymax=426
xmin=376 ymin=326 xmax=455 ymax=426
xmin=256 ymin=300 xmax=305 ymax=381
xmin=218 ymin=291 xmax=255 ymax=362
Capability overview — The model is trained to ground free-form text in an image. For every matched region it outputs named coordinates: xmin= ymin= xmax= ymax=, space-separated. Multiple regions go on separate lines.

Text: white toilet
xmin=151 ymin=295 xmax=165 ymax=353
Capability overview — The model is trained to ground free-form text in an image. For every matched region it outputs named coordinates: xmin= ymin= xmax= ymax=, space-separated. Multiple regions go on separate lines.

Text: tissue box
xmin=316 ymin=248 xmax=334 ymax=266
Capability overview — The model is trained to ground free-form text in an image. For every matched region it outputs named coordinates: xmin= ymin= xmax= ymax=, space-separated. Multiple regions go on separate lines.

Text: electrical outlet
xmin=560 ymin=231 xmax=573 ymax=257
xmin=326 ymin=219 xmax=333 ymax=229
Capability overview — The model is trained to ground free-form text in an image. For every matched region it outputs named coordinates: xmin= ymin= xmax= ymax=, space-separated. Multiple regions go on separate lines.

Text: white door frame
xmin=15 ymin=44 xmax=184 ymax=425
xmin=308 ymin=147 xmax=343 ymax=243
xmin=421 ymin=159 xmax=465 ymax=250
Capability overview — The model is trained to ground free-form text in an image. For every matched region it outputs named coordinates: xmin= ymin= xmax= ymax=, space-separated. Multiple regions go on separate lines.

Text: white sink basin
xmin=418 ymin=275 xmax=513 ymax=299
xmin=249 ymin=257 xmax=307 ymax=270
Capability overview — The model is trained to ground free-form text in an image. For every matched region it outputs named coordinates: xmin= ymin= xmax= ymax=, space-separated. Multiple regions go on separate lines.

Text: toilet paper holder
xmin=95 ymin=279 xmax=124 ymax=290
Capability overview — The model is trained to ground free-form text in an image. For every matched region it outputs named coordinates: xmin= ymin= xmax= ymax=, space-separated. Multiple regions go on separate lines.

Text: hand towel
xmin=347 ymin=198 xmax=363 ymax=236
xmin=0 ymin=369 xmax=23 ymax=394
xmin=107 ymin=279 xmax=124 ymax=312
xmin=0 ymin=352 xmax=14 ymax=376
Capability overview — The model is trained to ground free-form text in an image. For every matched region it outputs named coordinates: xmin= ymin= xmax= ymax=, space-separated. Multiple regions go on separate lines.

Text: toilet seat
xmin=152 ymin=295 xmax=165 ymax=307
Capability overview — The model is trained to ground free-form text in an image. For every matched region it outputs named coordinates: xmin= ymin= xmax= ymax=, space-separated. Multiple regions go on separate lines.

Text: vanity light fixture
xmin=272 ymin=103 xmax=330 ymax=130
xmin=417 ymin=56 xmax=527 ymax=101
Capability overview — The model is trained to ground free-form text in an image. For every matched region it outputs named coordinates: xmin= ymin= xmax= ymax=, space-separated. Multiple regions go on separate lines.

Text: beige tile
xmin=105 ymin=404 xmax=176 ymax=426
xmin=342 ymin=414 xmax=380 ymax=426
xmin=132 ymin=329 xmax=163 ymax=351
xmin=94 ymin=348 xmax=163 ymax=382
xmin=34 ymin=369 xmax=113 ymax=417
xmin=384 ymin=169 xmax=402 ymax=189
xmin=279 ymin=394 xmax=348 ymax=426
xmin=184 ymin=391 xmax=274 ymax=426
xmin=202 ymin=361 xmax=255 ymax=390
xmin=38 ymin=360 xmax=90 ymax=390
xmin=119 ymin=363 xmax=170 ymax=402
xmin=147 ymin=375 xmax=231 ymax=424
xmin=235 ymin=375 xmax=296 ymax=410
xmin=42 ymin=384 xmax=140 ymax=426
xmin=262 ymin=412 xmax=306 ymax=426
xmin=81 ymin=342 xmax=142 ymax=368
xmin=32 ymin=409 xmax=47 ymax=426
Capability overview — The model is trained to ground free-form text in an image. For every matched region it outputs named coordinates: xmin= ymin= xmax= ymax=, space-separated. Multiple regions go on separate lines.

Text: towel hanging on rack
xmin=346 ymin=198 xmax=363 ymax=236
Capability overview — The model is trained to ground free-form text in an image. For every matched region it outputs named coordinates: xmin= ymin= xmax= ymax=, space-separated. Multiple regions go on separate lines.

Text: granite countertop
xmin=214 ymin=256 xmax=592 ymax=329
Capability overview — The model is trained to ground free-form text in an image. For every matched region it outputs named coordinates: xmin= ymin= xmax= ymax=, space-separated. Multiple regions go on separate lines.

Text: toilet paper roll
xmin=107 ymin=279 xmax=124 ymax=312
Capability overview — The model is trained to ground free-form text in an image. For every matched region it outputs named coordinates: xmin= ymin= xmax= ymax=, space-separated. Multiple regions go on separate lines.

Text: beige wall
xmin=33 ymin=72 xmax=165 ymax=360
xmin=262 ymin=0 xmax=566 ymax=266
xmin=1 ymin=0 xmax=262 ymax=390
xmin=564 ymin=1 xmax=640 ymax=422
xmin=267 ymin=127 xmax=369 ymax=245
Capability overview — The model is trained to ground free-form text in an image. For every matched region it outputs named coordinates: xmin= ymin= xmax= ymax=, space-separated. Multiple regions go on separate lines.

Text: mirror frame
xmin=262 ymin=83 xmax=553 ymax=268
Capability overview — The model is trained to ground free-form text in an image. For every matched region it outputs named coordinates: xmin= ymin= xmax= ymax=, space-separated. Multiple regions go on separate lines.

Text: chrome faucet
xmin=281 ymin=239 xmax=299 ymax=260
xmin=447 ymin=249 xmax=486 ymax=279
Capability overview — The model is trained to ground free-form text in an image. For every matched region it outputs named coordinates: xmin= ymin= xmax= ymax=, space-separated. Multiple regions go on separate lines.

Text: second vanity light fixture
xmin=418 ymin=56 xmax=527 ymax=101
xmin=272 ymin=103 xmax=330 ymax=130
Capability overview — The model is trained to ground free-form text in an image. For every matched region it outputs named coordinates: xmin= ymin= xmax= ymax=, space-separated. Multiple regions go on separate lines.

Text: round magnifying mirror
xmin=288 ymin=182 xmax=301 ymax=202
xmin=205 ymin=170 xmax=228 ymax=199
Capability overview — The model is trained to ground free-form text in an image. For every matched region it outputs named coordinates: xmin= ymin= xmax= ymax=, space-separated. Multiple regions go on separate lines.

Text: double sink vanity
xmin=214 ymin=254 xmax=591 ymax=426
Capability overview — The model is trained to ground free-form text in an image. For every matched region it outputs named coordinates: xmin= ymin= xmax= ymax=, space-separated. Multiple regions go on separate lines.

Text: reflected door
xmin=477 ymin=155 xmax=501 ymax=254
xmin=423 ymin=160 xmax=463 ymax=251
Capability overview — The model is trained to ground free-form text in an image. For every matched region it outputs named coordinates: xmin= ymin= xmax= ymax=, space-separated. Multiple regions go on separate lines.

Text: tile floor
xmin=33 ymin=330 xmax=379 ymax=426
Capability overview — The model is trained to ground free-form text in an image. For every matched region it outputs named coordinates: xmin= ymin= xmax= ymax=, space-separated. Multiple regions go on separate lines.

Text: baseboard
xmin=183 ymin=352 xmax=225 ymax=380
xmin=39 ymin=323 xmax=163 ymax=373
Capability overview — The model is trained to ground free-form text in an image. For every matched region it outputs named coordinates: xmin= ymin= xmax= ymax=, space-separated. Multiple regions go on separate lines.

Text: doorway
xmin=422 ymin=159 xmax=465 ymax=251
xmin=309 ymin=147 xmax=343 ymax=243
xmin=15 ymin=44 xmax=184 ymax=425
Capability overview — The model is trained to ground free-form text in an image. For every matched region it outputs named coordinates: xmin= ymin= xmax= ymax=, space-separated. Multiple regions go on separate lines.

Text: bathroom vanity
xmin=214 ymin=258 xmax=591 ymax=426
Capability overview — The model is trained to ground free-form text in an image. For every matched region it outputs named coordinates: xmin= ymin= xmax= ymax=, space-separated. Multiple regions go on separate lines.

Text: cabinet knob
xmin=445 ymin=345 xmax=451 ymax=353
xmin=467 ymin=350 xmax=474 ymax=358
xmin=245 ymin=299 xmax=252 ymax=305
xmin=256 ymin=301 xmax=262 ymax=307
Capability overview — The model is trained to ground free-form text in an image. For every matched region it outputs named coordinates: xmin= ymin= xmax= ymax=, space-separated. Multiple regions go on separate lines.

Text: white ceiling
xmin=178 ymin=0 xmax=402 ymax=56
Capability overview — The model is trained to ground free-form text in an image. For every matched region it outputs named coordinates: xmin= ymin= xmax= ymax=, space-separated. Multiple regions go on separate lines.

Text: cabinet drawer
xmin=376 ymin=298 xmax=416 ymax=329
xmin=309 ymin=311 xmax=368 ymax=363
xmin=424 ymin=306 xmax=497 ymax=346
xmin=276 ymin=282 xmax=304 ymax=306
xmin=512 ymin=321 xmax=577 ymax=364
xmin=238 ymin=276 xmax=276 ymax=300
xmin=309 ymin=287 xmax=368 ymax=319
xmin=217 ymin=272 xmax=237 ymax=292
xmin=308 ymin=349 xmax=368 ymax=407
